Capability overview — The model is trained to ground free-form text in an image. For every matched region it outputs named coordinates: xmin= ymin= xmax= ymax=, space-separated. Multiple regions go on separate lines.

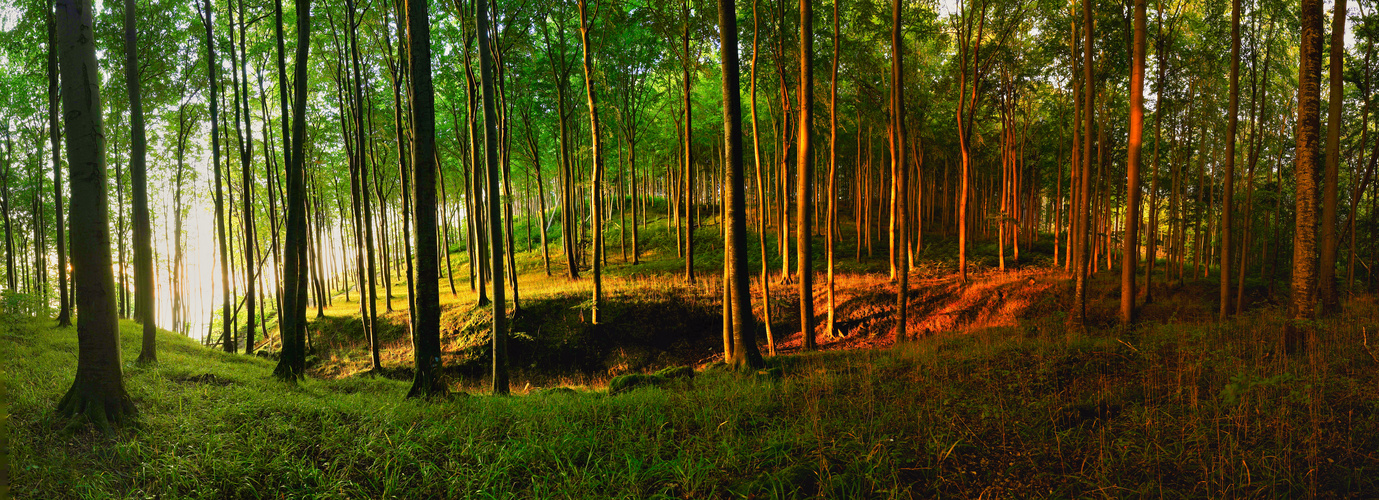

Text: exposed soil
xmin=306 ymin=267 xmax=1090 ymax=388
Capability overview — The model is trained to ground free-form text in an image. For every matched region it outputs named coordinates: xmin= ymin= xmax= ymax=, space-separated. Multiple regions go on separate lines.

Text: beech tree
xmin=1290 ymin=0 xmax=1323 ymax=351
xmin=55 ymin=0 xmax=136 ymax=430
xmin=47 ymin=11 xmax=70 ymax=328
xmin=274 ymin=0 xmax=312 ymax=382
xmin=408 ymin=0 xmax=444 ymax=398
xmin=478 ymin=0 xmax=509 ymax=395
xmin=125 ymin=0 xmax=157 ymax=364
xmin=721 ymin=0 xmax=765 ymax=369
xmin=797 ymin=0 xmax=815 ymax=350
xmin=578 ymin=0 xmax=605 ymax=324
xmin=1120 ymin=0 xmax=1145 ymax=324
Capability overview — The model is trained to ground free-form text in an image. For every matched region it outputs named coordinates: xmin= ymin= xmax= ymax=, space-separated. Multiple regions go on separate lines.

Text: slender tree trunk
xmin=750 ymin=0 xmax=775 ymax=355
xmin=346 ymin=0 xmax=380 ymax=369
xmin=825 ymin=0 xmax=839 ymax=339
xmin=1319 ymin=0 xmax=1346 ymax=314
xmin=228 ymin=0 xmax=258 ymax=355
xmin=796 ymin=0 xmax=816 ymax=350
xmin=47 ymin=15 xmax=71 ymax=327
xmin=892 ymin=0 xmax=908 ymax=340
xmin=1145 ymin=0 xmax=1166 ymax=304
xmin=3 ymin=131 xmax=13 ymax=293
xmin=542 ymin=18 xmax=579 ymax=280
xmin=478 ymin=0 xmax=508 ymax=395
xmin=683 ymin=6 xmax=696 ymax=284
xmin=1074 ymin=0 xmax=1093 ymax=326
xmin=520 ymin=108 xmax=552 ymax=276
xmin=199 ymin=0 xmax=233 ymax=353
xmin=1120 ymin=0 xmax=1145 ymax=324
xmin=1238 ymin=22 xmax=1273 ymax=313
xmin=275 ymin=0 xmax=311 ymax=381
xmin=126 ymin=0 xmax=158 ymax=363
xmin=1216 ymin=0 xmax=1241 ymax=319
xmin=577 ymin=0 xmax=604 ymax=324
xmin=117 ymin=132 xmax=126 ymax=319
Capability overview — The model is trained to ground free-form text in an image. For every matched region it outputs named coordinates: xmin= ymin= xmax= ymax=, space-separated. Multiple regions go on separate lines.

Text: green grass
xmin=6 ymin=296 xmax=1379 ymax=498
xmin=9 ymin=206 xmax=1378 ymax=497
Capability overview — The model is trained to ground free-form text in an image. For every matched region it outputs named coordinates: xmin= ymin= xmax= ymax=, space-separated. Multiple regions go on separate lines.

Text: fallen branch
xmin=1365 ymin=328 xmax=1379 ymax=365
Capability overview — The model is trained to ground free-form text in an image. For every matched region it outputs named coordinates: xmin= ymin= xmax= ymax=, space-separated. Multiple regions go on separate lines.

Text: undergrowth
xmin=5 ymin=296 xmax=1378 ymax=498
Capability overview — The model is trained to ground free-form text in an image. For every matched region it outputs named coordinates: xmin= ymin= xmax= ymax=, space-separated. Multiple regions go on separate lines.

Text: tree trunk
xmin=124 ymin=0 xmax=158 ymax=363
xmin=1217 ymin=0 xmax=1241 ymax=319
xmin=683 ymin=7 xmax=696 ymax=284
xmin=720 ymin=0 xmax=766 ymax=369
xmin=55 ymin=0 xmax=136 ymax=431
xmin=1073 ymin=0 xmax=1093 ymax=326
xmin=346 ymin=0 xmax=380 ymax=370
xmin=1145 ymin=1 xmax=1167 ymax=304
xmin=750 ymin=0 xmax=775 ymax=356
xmin=199 ymin=0 xmax=233 ymax=353
xmin=1120 ymin=0 xmax=1145 ymax=324
xmin=541 ymin=18 xmax=579 ymax=280
xmin=405 ymin=0 xmax=443 ymax=398
xmin=892 ymin=0 xmax=908 ymax=340
xmin=796 ymin=0 xmax=815 ymax=350
xmin=825 ymin=0 xmax=839 ymax=340
xmin=578 ymin=0 xmax=604 ymax=324
xmin=1291 ymin=0 xmax=1324 ymax=352
xmin=478 ymin=0 xmax=509 ymax=395
xmin=228 ymin=0 xmax=258 ymax=355
xmin=3 ymin=130 xmax=13 ymax=293
xmin=47 ymin=14 xmax=71 ymax=327
xmin=1318 ymin=0 xmax=1346 ymax=314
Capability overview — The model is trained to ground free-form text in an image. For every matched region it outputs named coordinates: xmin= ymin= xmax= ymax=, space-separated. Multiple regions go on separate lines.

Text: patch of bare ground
xmin=769 ymin=268 xmax=1063 ymax=354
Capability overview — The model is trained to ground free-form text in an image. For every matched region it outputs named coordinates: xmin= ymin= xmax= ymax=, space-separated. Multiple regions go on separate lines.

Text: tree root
xmin=56 ymin=384 xmax=136 ymax=434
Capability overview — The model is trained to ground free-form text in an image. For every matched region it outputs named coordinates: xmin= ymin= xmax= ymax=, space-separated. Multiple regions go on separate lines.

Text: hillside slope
xmin=6 ymin=296 xmax=1379 ymax=498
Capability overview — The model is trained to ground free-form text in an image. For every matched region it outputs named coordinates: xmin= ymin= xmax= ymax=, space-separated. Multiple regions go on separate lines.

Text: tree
xmin=953 ymin=0 xmax=986 ymax=285
xmin=722 ymin=0 xmax=766 ymax=369
xmin=47 ymin=11 xmax=70 ymax=328
xmin=125 ymin=0 xmax=157 ymax=365
xmin=1318 ymin=0 xmax=1346 ymax=314
xmin=345 ymin=0 xmax=380 ymax=370
xmin=682 ymin=0 xmax=696 ymax=284
xmin=578 ymin=0 xmax=605 ymax=325
xmin=1072 ymin=0 xmax=1093 ymax=326
xmin=200 ymin=0 xmax=233 ymax=353
xmin=539 ymin=7 xmax=580 ymax=281
xmin=478 ymin=0 xmax=509 ymax=395
xmin=797 ymin=0 xmax=815 ymax=351
xmin=274 ymin=0 xmax=313 ymax=383
xmin=891 ymin=0 xmax=908 ymax=340
xmin=825 ymin=0 xmax=840 ymax=339
xmin=231 ymin=0 xmax=258 ymax=356
xmin=1291 ymin=0 xmax=1324 ymax=351
xmin=407 ymin=0 xmax=444 ymax=398
xmin=749 ymin=0 xmax=776 ymax=356
xmin=1218 ymin=0 xmax=1241 ymax=320
xmin=1120 ymin=0 xmax=1145 ymax=324
xmin=55 ymin=0 xmax=136 ymax=431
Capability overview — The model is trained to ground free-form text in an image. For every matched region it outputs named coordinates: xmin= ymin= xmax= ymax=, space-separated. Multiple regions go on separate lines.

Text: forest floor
xmin=6 ymin=224 xmax=1379 ymax=497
